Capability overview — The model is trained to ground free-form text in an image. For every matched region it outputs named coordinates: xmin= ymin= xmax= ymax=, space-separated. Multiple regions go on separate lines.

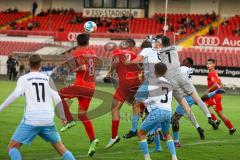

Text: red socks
xmin=211 ymin=113 xmax=218 ymax=121
xmin=112 ymin=120 xmax=120 ymax=139
xmin=79 ymin=114 xmax=95 ymax=141
xmin=224 ymin=119 xmax=234 ymax=129
xmin=212 ymin=113 xmax=234 ymax=129
xmin=82 ymin=120 xmax=95 ymax=141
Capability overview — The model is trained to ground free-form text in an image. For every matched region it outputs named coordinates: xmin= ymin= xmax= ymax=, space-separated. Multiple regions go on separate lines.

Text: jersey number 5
xmin=161 ymin=87 xmax=168 ymax=103
xmin=32 ymin=83 xmax=45 ymax=102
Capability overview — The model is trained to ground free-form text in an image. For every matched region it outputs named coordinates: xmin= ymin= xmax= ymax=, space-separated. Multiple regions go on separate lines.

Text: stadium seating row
xmin=179 ymin=48 xmax=240 ymax=67
xmin=215 ymin=15 xmax=240 ymax=37
xmin=8 ymin=13 xmax=215 ymax=39
xmin=0 ymin=41 xmax=46 ymax=55
xmin=0 ymin=12 xmax=29 ymax=26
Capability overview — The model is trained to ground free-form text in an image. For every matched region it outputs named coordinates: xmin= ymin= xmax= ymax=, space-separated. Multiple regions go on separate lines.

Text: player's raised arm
xmin=129 ymin=55 xmax=144 ymax=64
xmin=106 ymin=55 xmax=119 ymax=78
xmin=0 ymin=78 xmax=24 ymax=111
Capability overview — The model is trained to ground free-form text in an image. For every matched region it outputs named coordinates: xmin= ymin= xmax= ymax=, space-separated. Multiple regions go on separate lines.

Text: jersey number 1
xmin=32 ymin=83 xmax=45 ymax=102
xmin=166 ymin=51 xmax=171 ymax=63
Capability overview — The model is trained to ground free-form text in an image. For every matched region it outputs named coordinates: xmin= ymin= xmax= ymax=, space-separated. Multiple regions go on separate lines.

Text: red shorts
xmin=205 ymin=94 xmax=223 ymax=112
xmin=113 ymin=80 xmax=141 ymax=103
xmin=59 ymin=84 xmax=95 ymax=110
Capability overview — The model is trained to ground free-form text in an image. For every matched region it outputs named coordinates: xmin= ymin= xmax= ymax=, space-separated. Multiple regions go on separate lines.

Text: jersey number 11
xmin=32 ymin=83 xmax=45 ymax=102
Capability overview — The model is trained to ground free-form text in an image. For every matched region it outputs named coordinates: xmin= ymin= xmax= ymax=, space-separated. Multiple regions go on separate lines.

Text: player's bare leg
xmin=59 ymin=87 xmax=77 ymax=132
xmin=8 ymin=140 xmax=22 ymax=160
xmin=105 ymin=98 xmax=123 ymax=149
xmin=172 ymin=112 xmax=182 ymax=147
xmin=123 ymin=100 xmax=141 ymax=139
xmin=52 ymin=142 xmax=76 ymax=160
xmin=215 ymin=110 xmax=236 ymax=135
xmin=178 ymin=98 xmax=191 ymax=114
xmin=60 ymin=98 xmax=76 ymax=132
xmin=190 ymin=91 xmax=218 ymax=129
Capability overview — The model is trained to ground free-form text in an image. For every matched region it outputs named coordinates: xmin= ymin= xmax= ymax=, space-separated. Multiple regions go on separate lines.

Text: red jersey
xmin=112 ymin=48 xmax=142 ymax=86
xmin=73 ymin=47 xmax=96 ymax=87
xmin=207 ymin=69 xmax=221 ymax=91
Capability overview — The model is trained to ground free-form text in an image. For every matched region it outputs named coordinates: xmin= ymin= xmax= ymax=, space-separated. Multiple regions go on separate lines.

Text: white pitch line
xmin=23 ymin=138 xmax=240 ymax=160
xmin=183 ymin=139 xmax=240 ymax=146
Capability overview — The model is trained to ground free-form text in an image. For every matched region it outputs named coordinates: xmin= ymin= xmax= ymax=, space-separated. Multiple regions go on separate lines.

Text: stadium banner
xmin=55 ymin=32 xmax=152 ymax=41
xmin=55 ymin=32 xmax=81 ymax=41
xmin=83 ymin=8 xmax=144 ymax=18
xmin=194 ymin=36 xmax=240 ymax=47
xmin=192 ymin=66 xmax=240 ymax=77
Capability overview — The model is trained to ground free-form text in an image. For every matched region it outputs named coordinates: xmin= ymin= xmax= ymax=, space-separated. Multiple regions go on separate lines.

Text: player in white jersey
xmin=0 ymin=55 xmax=76 ymax=160
xmin=122 ymin=38 xmax=162 ymax=141
xmin=156 ymin=36 xmax=218 ymax=129
xmin=172 ymin=58 xmax=225 ymax=147
xmin=138 ymin=62 xmax=177 ymax=160
xmin=128 ymin=36 xmax=162 ymax=105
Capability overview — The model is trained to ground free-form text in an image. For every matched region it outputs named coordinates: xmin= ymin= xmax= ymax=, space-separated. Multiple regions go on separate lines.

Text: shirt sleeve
xmin=0 ymin=78 xmax=24 ymax=111
xmin=139 ymin=48 xmax=150 ymax=58
xmin=49 ymin=78 xmax=66 ymax=120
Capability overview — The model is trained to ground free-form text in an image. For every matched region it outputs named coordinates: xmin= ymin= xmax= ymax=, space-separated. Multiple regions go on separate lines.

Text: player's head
xmin=152 ymin=34 xmax=163 ymax=48
xmin=154 ymin=62 xmax=168 ymax=77
xmin=141 ymin=40 xmax=152 ymax=49
xmin=126 ymin=39 xmax=136 ymax=48
xmin=29 ymin=54 xmax=42 ymax=70
xmin=182 ymin=57 xmax=194 ymax=68
xmin=77 ymin=33 xmax=90 ymax=46
xmin=161 ymin=36 xmax=171 ymax=47
xmin=207 ymin=58 xmax=216 ymax=70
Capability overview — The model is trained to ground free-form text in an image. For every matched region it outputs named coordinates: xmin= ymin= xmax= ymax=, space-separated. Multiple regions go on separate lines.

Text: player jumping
xmin=59 ymin=33 xmax=99 ymax=156
xmin=205 ymin=59 xmax=236 ymax=134
xmin=156 ymin=36 xmax=218 ymax=129
xmin=172 ymin=57 xmax=225 ymax=147
xmin=0 ymin=54 xmax=76 ymax=160
xmin=123 ymin=39 xmax=153 ymax=139
xmin=105 ymin=39 xmax=142 ymax=149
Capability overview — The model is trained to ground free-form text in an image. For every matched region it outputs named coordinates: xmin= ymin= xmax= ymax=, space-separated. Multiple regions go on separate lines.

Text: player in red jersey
xmin=59 ymin=33 xmax=99 ymax=156
xmin=105 ymin=39 xmax=143 ymax=149
xmin=205 ymin=59 xmax=236 ymax=135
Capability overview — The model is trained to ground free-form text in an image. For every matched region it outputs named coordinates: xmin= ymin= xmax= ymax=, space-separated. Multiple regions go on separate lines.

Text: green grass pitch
xmin=0 ymin=80 xmax=239 ymax=160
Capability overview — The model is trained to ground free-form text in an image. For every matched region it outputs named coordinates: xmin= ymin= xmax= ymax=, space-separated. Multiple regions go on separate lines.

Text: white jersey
xmin=0 ymin=72 xmax=64 ymax=126
xmin=144 ymin=77 xmax=173 ymax=112
xmin=180 ymin=66 xmax=193 ymax=80
xmin=139 ymin=48 xmax=161 ymax=80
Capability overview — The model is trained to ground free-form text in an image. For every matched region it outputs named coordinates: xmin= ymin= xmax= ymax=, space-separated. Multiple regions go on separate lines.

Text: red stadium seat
xmin=0 ymin=41 xmax=46 ymax=55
